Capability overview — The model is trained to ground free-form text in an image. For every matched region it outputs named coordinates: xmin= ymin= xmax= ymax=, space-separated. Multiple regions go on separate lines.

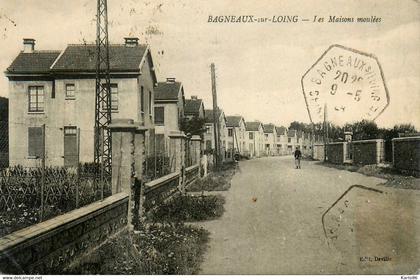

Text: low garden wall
xmin=352 ymin=139 xmax=385 ymax=165
xmin=326 ymin=142 xmax=346 ymax=164
xmin=392 ymin=136 xmax=420 ymax=177
xmin=0 ymin=192 xmax=128 ymax=274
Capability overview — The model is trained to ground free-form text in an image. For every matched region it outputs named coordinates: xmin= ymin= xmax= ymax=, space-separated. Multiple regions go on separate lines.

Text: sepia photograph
xmin=0 ymin=0 xmax=419 ymax=278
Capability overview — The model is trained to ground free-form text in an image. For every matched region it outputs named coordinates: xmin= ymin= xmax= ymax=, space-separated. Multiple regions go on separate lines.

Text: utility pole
xmin=323 ymin=103 xmax=329 ymax=161
xmin=94 ymin=0 xmax=112 ymax=175
xmin=210 ymin=63 xmax=221 ymax=169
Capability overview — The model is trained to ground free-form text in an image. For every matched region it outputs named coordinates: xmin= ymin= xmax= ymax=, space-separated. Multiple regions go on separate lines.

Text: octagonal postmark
xmin=301 ymin=44 xmax=390 ymax=124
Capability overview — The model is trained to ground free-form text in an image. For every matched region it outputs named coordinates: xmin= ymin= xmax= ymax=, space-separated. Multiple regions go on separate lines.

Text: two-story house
xmin=287 ymin=129 xmax=298 ymax=154
xmin=154 ymin=78 xmax=185 ymax=153
xmin=263 ymin=123 xmax=276 ymax=156
xmin=225 ymin=115 xmax=246 ymax=158
xmin=245 ymin=121 xmax=264 ymax=158
xmin=275 ymin=126 xmax=288 ymax=155
xmin=6 ymin=37 xmax=157 ymax=167
xmin=184 ymin=96 xmax=204 ymax=120
xmin=203 ymin=108 xmax=227 ymax=162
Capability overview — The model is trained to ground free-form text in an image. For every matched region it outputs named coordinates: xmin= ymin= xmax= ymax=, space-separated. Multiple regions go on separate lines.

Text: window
xmin=249 ymin=132 xmax=254 ymax=139
xmin=149 ymin=91 xmax=152 ymax=117
xmin=265 ymin=133 xmax=269 ymax=139
xmin=205 ymin=125 xmax=211 ymax=134
xmin=100 ymin=83 xmax=118 ymax=110
xmin=28 ymin=86 xmax=44 ymax=112
xmin=64 ymin=126 xmax=77 ymax=135
xmin=140 ymin=86 xmax=145 ymax=116
xmin=288 ymin=137 xmax=291 ymax=143
xmin=110 ymin=84 xmax=118 ymax=110
xmin=154 ymin=107 xmax=164 ymax=125
xmin=28 ymin=127 xmax=43 ymax=157
xmin=65 ymin=84 xmax=75 ymax=99
xmin=228 ymin=128 xmax=233 ymax=137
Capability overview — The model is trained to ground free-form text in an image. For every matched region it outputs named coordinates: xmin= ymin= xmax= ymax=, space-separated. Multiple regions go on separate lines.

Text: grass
xmin=187 ymin=162 xmax=236 ymax=192
xmin=65 ymin=224 xmax=209 ymax=274
xmin=149 ymin=194 xmax=225 ymax=223
xmin=317 ymin=161 xmax=420 ymax=190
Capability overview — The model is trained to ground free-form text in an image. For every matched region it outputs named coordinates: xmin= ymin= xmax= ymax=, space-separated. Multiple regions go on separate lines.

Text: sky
xmin=0 ymin=0 xmax=419 ymax=129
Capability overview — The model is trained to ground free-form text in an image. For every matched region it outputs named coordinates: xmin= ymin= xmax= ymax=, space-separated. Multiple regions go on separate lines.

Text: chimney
xmin=166 ymin=78 xmax=176 ymax=83
xmin=23 ymin=38 xmax=35 ymax=53
xmin=191 ymin=95 xmax=198 ymax=100
xmin=124 ymin=37 xmax=139 ymax=47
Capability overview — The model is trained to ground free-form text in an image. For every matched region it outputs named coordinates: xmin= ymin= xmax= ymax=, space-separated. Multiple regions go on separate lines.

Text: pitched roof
xmin=155 ymin=81 xmax=182 ymax=101
xmin=51 ymin=44 xmax=148 ymax=72
xmin=6 ymin=51 xmax=61 ymax=74
xmin=287 ymin=129 xmax=297 ymax=137
xmin=263 ymin=124 xmax=275 ymax=133
xmin=205 ymin=109 xmax=223 ymax=123
xmin=226 ymin=116 xmax=243 ymax=127
xmin=185 ymin=99 xmax=203 ymax=115
xmin=246 ymin=121 xmax=261 ymax=131
xmin=276 ymin=126 xmax=287 ymax=136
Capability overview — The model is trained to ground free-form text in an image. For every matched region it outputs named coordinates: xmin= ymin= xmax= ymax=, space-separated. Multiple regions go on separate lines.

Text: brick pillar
xmin=109 ymin=119 xmax=137 ymax=231
xmin=191 ymin=135 xmax=202 ymax=178
xmin=133 ymin=126 xmax=147 ymax=229
xmin=169 ymin=131 xmax=186 ymax=188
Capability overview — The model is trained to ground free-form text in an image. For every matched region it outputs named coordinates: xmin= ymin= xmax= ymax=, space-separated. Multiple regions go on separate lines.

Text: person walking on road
xmin=294 ymin=146 xmax=302 ymax=169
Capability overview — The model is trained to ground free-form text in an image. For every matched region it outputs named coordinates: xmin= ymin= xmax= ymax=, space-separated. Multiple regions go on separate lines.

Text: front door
xmin=64 ymin=126 xmax=78 ymax=167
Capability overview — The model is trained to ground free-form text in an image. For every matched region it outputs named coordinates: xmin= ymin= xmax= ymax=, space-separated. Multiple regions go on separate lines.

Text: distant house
xmin=184 ymin=96 xmax=204 ymax=120
xmin=5 ymin=37 xmax=157 ymax=167
xmin=275 ymin=126 xmax=288 ymax=155
xmin=225 ymin=115 xmax=246 ymax=158
xmin=263 ymin=124 xmax=276 ymax=156
xmin=154 ymin=78 xmax=185 ymax=151
xmin=245 ymin=121 xmax=264 ymax=158
xmin=204 ymin=108 xmax=227 ymax=162
xmin=287 ymin=129 xmax=298 ymax=154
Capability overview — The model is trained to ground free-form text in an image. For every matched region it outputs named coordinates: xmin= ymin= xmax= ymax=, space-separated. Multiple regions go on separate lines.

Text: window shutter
xmin=28 ymin=127 xmax=43 ymax=157
xmin=154 ymin=107 xmax=164 ymax=124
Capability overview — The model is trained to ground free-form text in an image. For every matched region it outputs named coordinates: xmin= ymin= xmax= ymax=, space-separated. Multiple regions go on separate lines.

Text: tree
xmin=347 ymin=119 xmax=379 ymax=140
xmin=180 ymin=116 xmax=206 ymax=138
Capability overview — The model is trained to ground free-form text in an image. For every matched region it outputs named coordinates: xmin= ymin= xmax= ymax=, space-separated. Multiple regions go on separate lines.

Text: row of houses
xmin=203 ymin=113 xmax=322 ymax=161
xmin=4 ymin=37 xmax=321 ymax=168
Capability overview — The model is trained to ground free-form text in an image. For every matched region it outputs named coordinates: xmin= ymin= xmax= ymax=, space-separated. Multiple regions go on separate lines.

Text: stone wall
xmin=326 ymin=142 xmax=345 ymax=164
xmin=0 ymin=192 xmax=128 ymax=274
xmin=392 ymin=137 xmax=420 ymax=177
xmin=352 ymin=139 xmax=384 ymax=165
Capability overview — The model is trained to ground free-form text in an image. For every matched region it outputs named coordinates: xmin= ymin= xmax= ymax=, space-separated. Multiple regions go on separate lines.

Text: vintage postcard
xmin=0 ymin=0 xmax=419 ymax=278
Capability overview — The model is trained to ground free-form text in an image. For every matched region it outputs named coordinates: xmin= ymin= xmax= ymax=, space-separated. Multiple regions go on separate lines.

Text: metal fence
xmin=0 ymin=121 xmax=8 ymax=170
xmin=0 ymin=164 xmax=111 ymax=236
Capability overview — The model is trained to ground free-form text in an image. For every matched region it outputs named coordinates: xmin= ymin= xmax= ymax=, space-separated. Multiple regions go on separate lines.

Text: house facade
xmin=154 ymin=78 xmax=185 ymax=152
xmin=263 ymin=124 xmax=276 ymax=156
xmin=203 ymin=108 xmax=227 ymax=162
xmin=184 ymin=96 xmax=204 ymax=120
xmin=275 ymin=126 xmax=288 ymax=155
xmin=6 ymin=38 xmax=157 ymax=167
xmin=287 ymin=129 xmax=298 ymax=154
xmin=225 ymin=116 xmax=246 ymax=158
xmin=244 ymin=121 xmax=264 ymax=158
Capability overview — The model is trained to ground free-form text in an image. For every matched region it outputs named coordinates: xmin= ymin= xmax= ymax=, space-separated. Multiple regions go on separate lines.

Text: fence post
xmin=40 ymin=124 xmax=46 ymax=222
xmin=109 ymin=119 xmax=137 ymax=231
xmin=191 ymin=135 xmax=202 ymax=178
xmin=76 ymin=128 xmax=80 ymax=208
xmin=134 ymin=125 xmax=147 ymax=229
xmin=169 ymin=131 xmax=187 ymax=189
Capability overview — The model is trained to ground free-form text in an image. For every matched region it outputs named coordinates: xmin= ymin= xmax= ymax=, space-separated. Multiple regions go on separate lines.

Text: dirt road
xmin=199 ymin=156 xmax=420 ymax=274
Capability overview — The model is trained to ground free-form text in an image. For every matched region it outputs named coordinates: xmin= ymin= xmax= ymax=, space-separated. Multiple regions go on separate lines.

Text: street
xmin=199 ymin=156 xmax=420 ymax=274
